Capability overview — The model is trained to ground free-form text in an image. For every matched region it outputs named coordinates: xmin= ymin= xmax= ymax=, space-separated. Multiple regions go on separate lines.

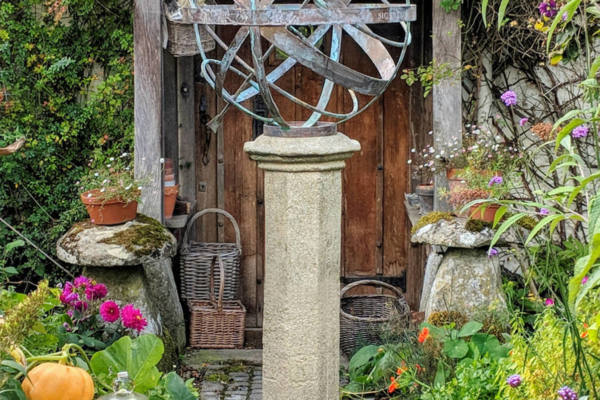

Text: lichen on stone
xmin=411 ymin=211 xmax=454 ymax=235
xmin=99 ymin=214 xmax=172 ymax=258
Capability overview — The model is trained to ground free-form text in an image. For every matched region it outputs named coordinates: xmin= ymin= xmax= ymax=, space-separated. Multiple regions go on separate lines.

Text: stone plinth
xmin=411 ymin=217 xmax=510 ymax=319
xmin=56 ymin=215 xmax=186 ymax=354
xmin=244 ymin=128 xmax=360 ymax=400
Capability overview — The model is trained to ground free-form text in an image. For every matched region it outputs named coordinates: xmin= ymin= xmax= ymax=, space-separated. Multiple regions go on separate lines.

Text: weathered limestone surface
xmin=424 ymin=248 xmax=507 ymax=318
xmin=244 ymin=132 xmax=360 ymax=400
xmin=412 ymin=218 xmax=496 ymax=248
xmin=56 ymin=217 xmax=176 ymax=266
xmin=56 ymin=215 xmax=185 ymax=352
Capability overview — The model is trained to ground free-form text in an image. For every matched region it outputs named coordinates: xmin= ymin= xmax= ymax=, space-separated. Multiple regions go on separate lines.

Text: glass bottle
xmin=98 ymin=371 xmax=148 ymax=400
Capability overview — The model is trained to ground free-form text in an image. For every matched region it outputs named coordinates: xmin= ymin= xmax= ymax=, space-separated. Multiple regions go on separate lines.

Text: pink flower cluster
xmin=60 ymin=275 xmax=147 ymax=333
xmin=99 ymin=301 xmax=148 ymax=332
xmin=60 ymin=275 xmax=108 ymax=311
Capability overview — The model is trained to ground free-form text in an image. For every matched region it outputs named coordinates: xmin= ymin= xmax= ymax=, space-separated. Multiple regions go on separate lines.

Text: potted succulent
xmin=78 ymin=153 xmax=144 ymax=225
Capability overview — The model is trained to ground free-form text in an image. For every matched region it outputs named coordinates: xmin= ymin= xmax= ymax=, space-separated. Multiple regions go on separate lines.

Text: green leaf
xmin=570 ymin=236 xmax=600 ymax=308
xmin=90 ymin=334 xmax=164 ymax=394
xmin=490 ymin=213 xmax=527 ymax=248
xmin=4 ymin=239 xmax=24 ymax=254
xmin=497 ymin=0 xmax=510 ymax=28
xmin=547 ymin=0 xmax=581 ymax=53
xmin=493 ymin=205 xmax=508 ymax=228
xmin=481 ymin=0 xmax=489 ymax=27
xmin=555 ymin=118 xmax=585 ymax=151
xmin=589 ymin=194 xmax=600 ymax=242
xmin=525 ymin=214 xmax=565 ymax=245
xmin=458 ymin=321 xmax=483 ymax=337
xmin=444 ymin=339 xmax=469 ymax=359
xmin=165 ymin=372 xmax=196 ymax=400
xmin=575 ymin=267 xmax=600 ymax=309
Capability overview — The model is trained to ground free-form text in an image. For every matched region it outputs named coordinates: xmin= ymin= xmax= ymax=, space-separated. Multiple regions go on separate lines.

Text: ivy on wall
xmin=0 ymin=0 xmax=134 ymax=283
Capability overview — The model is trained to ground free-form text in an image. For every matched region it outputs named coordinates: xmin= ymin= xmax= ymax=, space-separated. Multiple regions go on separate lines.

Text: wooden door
xmin=193 ymin=0 xmax=432 ymax=340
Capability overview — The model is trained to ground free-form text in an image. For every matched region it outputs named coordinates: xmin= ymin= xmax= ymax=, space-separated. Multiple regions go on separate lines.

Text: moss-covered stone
xmin=427 ymin=310 xmax=468 ymax=329
xmin=99 ymin=214 xmax=172 ymax=258
xmin=157 ymin=328 xmax=179 ymax=373
xmin=464 ymin=218 xmax=493 ymax=232
xmin=411 ymin=211 xmax=454 ymax=235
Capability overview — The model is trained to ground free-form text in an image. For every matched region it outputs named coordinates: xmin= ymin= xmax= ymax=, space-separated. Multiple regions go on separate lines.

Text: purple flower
xmin=488 ymin=175 xmax=503 ymax=187
xmin=488 ymin=248 xmax=499 ymax=257
xmin=519 ymin=117 xmax=529 ymax=126
xmin=506 ymin=374 xmax=522 ymax=388
xmin=558 ymin=386 xmax=578 ymax=400
xmin=545 ymin=298 xmax=555 ymax=306
xmin=572 ymin=125 xmax=589 ymax=139
xmin=582 ymin=276 xmax=589 ymax=285
xmin=501 ymin=90 xmax=517 ymax=106
xmin=538 ymin=0 xmax=558 ymax=18
xmin=539 ymin=208 xmax=550 ymax=216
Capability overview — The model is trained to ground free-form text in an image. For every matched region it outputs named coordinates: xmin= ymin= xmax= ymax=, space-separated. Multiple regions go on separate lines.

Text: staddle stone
xmin=56 ymin=215 xmax=185 ymax=354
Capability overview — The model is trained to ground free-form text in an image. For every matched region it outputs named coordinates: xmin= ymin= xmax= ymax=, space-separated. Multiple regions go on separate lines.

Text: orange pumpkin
xmin=22 ymin=362 xmax=94 ymax=400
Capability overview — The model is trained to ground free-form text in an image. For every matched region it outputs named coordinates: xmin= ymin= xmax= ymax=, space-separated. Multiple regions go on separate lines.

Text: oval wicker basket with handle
xmin=188 ymin=254 xmax=246 ymax=349
xmin=340 ymin=280 xmax=410 ymax=356
xmin=180 ymin=208 xmax=242 ymax=301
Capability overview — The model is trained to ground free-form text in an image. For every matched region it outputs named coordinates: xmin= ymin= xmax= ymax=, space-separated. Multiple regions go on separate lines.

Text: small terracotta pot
xmin=469 ymin=203 xmax=501 ymax=223
xmin=164 ymin=184 xmax=179 ymax=219
xmin=446 ymin=169 xmax=467 ymax=192
xmin=80 ymin=190 xmax=137 ymax=225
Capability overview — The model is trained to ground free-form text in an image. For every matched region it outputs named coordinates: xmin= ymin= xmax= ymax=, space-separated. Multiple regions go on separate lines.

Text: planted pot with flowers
xmin=78 ymin=153 xmax=145 ymax=225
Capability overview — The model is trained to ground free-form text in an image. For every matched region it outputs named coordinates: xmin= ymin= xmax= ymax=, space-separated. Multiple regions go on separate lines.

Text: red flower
xmin=388 ymin=377 xmax=398 ymax=394
xmin=418 ymin=327 xmax=430 ymax=343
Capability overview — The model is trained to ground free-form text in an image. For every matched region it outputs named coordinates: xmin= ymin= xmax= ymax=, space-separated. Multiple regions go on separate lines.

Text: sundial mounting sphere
xmin=167 ymin=0 xmax=416 ymax=130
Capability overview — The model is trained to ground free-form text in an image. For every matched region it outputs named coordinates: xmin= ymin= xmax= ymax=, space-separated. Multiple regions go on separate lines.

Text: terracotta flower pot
xmin=164 ymin=184 xmax=179 ymax=219
xmin=446 ymin=169 xmax=467 ymax=191
xmin=468 ymin=203 xmax=501 ymax=223
xmin=80 ymin=190 xmax=137 ymax=225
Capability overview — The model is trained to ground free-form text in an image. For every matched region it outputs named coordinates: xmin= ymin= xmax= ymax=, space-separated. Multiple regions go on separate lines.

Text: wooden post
xmin=134 ymin=0 xmax=164 ymax=222
xmin=432 ymin=3 xmax=462 ymax=211
xmin=177 ymin=57 xmax=196 ymax=205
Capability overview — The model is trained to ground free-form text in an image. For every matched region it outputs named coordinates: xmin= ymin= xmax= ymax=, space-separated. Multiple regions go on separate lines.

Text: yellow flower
xmin=534 ymin=20 xmax=545 ymax=32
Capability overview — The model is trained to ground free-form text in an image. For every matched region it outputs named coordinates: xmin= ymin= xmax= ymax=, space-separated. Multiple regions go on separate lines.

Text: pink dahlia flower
xmin=73 ymin=276 xmax=91 ymax=288
xmin=86 ymin=283 xmax=108 ymax=300
xmin=121 ymin=304 xmax=147 ymax=332
xmin=100 ymin=301 xmax=120 ymax=323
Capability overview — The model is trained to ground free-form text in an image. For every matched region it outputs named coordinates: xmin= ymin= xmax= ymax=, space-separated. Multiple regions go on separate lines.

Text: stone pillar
xmin=244 ymin=123 xmax=360 ymax=400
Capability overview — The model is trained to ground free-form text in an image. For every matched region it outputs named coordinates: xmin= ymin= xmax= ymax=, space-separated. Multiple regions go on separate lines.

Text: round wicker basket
xmin=340 ymin=280 xmax=410 ymax=356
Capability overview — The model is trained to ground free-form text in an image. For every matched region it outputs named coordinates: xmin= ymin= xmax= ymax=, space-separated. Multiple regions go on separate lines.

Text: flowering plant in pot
xmin=78 ymin=153 xmax=144 ymax=225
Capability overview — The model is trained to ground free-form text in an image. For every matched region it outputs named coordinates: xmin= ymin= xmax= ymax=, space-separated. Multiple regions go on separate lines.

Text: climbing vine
xmin=0 ymin=0 xmax=134 ymax=284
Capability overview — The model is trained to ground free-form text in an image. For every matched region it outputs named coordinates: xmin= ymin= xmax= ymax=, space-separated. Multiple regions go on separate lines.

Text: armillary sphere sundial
xmin=166 ymin=0 xmax=416 ymax=133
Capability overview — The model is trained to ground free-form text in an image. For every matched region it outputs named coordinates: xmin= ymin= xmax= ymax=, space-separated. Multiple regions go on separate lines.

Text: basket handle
xmin=182 ymin=208 xmax=242 ymax=254
xmin=209 ymin=255 xmax=225 ymax=312
xmin=340 ymin=279 xmax=404 ymax=300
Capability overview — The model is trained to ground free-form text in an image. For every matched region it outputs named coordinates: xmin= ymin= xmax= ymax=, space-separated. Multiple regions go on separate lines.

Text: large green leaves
xmin=90 ymin=334 xmax=164 ymax=394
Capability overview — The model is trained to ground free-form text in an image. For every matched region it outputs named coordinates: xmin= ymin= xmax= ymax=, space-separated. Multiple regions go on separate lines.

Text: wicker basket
xmin=188 ymin=255 xmax=246 ymax=348
xmin=165 ymin=12 xmax=215 ymax=57
xmin=340 ymin=280 xmax=410 ymax=356
xmin=180 ymin=208 xmax=242 ymax=301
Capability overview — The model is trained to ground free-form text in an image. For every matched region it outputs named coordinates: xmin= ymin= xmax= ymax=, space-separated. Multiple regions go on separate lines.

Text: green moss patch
xmin=99 ymin=214 xmax=171 ymax=257
xmin=411 ymin=211 xmax=454 ymax=235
